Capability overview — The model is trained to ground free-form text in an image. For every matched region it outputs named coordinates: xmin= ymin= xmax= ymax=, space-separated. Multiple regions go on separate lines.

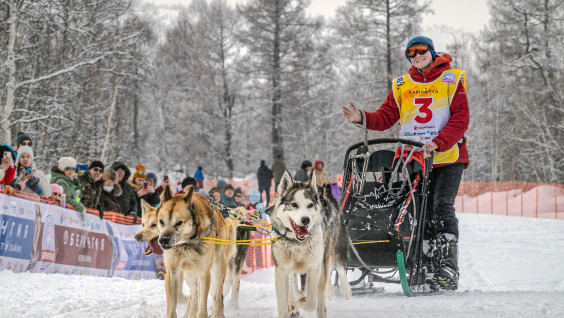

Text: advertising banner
xmin=32 ymin=204 xmax=113 ymax=277
xmin=0 ymin=193 xmax=165 ymax=280
xmin=0 ymin=196 xmax=41 ymax=273
xmin=106 ymin=221 xmax=158 ymax=280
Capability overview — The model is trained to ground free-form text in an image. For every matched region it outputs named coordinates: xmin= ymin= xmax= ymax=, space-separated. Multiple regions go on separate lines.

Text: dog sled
xmin=339 ymin=135 xmax=433 ymax=297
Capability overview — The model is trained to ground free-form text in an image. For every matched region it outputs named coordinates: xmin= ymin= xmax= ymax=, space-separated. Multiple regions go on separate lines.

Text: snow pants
xmin=424 ymin=163 xmax=464 ymax=240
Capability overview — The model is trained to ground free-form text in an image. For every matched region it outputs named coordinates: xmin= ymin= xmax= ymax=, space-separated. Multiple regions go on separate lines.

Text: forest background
xmin=1 ymin=0 xmax=562 ymax=183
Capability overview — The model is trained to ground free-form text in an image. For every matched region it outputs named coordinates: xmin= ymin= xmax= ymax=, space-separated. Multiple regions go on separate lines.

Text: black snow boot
xmin=432 ymin=234 xmax=459 ymax=291
xmin=421 ymin=239 xmax=440 ymax=290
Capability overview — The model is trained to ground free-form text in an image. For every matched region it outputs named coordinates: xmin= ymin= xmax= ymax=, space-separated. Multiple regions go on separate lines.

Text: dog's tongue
xmin=295 ymin=224 xmax=311 ymax=240
xmin=149 ymin=237 xmax=164 ymax=255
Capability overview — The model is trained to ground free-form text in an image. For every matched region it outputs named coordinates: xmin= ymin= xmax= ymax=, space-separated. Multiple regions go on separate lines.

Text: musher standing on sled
xmin=342 ymin=36 xmax=469 ymax=291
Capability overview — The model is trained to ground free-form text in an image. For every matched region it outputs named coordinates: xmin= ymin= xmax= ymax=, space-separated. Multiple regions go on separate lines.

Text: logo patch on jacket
xmin=442 ymin=72 xmax=456 ymax=85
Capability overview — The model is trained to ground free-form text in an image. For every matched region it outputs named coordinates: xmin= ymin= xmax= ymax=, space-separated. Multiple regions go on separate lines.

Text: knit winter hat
xmin=301 ymin=160 xmax=312 ymax=169
xmin=50 ymin=183 xmax=63 ymax=195
xmin=58 ymin=157 xmax=77 ymax=171
xmin=16 ymin=132 xmax=32 ymax=147
xmin=132 ymin=164 xmax=146 ymax=180
xmin=146 ymin=172 xmax=157 ymax=184
xmin=405 ymin=36 xmax=436 ymax=61
xmin=89 ymin=160 xmax=104 ymax=171
xmin=17 ymin=146 xmax=33 ymax=160
xmin=224 ymin=184 xmax=234 ymax=192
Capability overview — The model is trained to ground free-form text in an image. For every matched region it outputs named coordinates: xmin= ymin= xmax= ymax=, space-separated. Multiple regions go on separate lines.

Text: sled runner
xmin=340 ymin=135 xmax=433 ymax=297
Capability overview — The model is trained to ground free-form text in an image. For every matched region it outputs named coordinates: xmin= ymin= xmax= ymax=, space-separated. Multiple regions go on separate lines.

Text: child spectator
xmin=12 ymin=146 xmax=52 ymax=197
xmin=50 ymin=184 xmax=66 ymax=205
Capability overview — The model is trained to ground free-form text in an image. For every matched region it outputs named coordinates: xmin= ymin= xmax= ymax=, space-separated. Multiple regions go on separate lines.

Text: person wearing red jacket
xmin=0 ymin=145 xmax=17 ymax=185
xmin=342 ymin=36 xmax=469 ymax=291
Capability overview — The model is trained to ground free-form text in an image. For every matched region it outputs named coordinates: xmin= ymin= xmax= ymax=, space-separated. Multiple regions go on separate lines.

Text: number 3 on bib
xmin=414 ymin=97 xmax=433 ymax=124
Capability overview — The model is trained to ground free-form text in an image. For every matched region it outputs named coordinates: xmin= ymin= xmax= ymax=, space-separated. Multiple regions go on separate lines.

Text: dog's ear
xmin=140 ymin=199 xmax=151 ymax=217
xmin=277 ymin=170 xmax=293 ymax=195
xmin=307 ymin=169 xmax=317 ymax=193
xmin=183 ymin=186 xmax=194 ymax=203
xmin=161 ymin=185 xmax=173 ymax=203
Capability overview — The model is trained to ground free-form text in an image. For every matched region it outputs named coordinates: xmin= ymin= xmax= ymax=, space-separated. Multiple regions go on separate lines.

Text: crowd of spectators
xmin=0 ymin=132 xmax=341 ymax=224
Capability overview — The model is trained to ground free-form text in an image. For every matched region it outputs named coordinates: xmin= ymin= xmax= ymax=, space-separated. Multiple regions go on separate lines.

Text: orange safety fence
xmin=243 ymin=232 xmax=274 ymax=274
xmin=456 ymin=182 xmax=564 ymax=220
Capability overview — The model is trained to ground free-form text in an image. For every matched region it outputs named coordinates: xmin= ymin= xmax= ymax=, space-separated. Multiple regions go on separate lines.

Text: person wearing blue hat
xmin=342 ymin=35 xmax=470 ymax=291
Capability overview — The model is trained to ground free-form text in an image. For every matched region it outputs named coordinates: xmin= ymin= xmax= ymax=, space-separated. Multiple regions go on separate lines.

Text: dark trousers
xmin=424 ymin=163 xmax=464 ymax=240
xmin=259 ymin=186 xmax=270 ymax=205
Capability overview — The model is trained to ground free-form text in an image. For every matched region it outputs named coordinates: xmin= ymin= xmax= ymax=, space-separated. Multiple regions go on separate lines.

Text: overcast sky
xmin=141 ymin=0 xmax=490 ymax=50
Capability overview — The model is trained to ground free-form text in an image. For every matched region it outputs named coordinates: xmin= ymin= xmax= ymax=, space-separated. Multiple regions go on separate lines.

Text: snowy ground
xmin=2 ymin=213 xmax=564 ymax=318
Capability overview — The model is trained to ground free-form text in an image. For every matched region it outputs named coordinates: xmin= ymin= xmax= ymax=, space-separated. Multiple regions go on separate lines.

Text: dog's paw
xmin=299 ymin=296 xmax=316 ymax=312
xmin=340 ymin=283 xmax=352 ymax=300
xmin=297 ymin=297 xmax=306 ymax=307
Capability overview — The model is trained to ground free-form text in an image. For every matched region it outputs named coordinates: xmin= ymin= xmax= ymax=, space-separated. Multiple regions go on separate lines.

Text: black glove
xmin=97 ymin=204 xmax=104 ymax=220
xmin=129 ymin=211 xmax=138 ymax=224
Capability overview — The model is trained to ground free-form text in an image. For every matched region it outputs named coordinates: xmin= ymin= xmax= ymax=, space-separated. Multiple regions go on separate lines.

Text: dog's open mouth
xmin=289 ymin=219 xmax=311 ymax=241
xmin=144 ymin=237 xmax=164 ymax=255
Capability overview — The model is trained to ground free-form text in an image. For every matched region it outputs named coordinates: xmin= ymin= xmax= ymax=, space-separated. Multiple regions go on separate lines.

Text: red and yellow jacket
xmin=361 ymin=53 xmax=469 ymax=168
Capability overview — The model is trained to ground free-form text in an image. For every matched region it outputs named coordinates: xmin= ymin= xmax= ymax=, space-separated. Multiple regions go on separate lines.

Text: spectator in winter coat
xmin=98 ymin=169 xmax=123 ymax=213
xmin=194 ymin=166 xmax=204 ymax=188
xmin=109 ymin=161 xmax=138 ymax=216
xmin=257 ymin=160 xmax=273 ymax=205
xmin=209 ymin=187 xmax=222 ymax=203
xmin=12 ymin=146 xmax=51 ymax=197
xmin=136 ymin=171 xmax=160 ymax=212
xmin=271 ymin=155 xmax=287 ymax=190
xmin=0 ymin=144 xmax=17 ymax=186
xmin=50 ymin=157 xmax=87 ymax=221
xmin=342 ymin=36 xmax=469 ymax=290
xmin=220 ymin=184 xmax=237 ymax=208
xmin=78 ymin=160 xmax=104 ymax=209
xmin=15 ymin=132 xmax=32 ymax=149
xmin=312 ymin=160 xmax=330 ymax=191
xmin=294 ymin=160 xmax=313 ymax=183
xmin=132 ymin=164 xmax=147 ymax=189
xmin=234 ymin=188 xmax=245 ymax=207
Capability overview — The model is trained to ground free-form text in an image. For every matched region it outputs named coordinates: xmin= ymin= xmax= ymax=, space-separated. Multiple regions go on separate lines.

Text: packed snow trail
xmin=2 ymin=213 xmax=564 ymax=318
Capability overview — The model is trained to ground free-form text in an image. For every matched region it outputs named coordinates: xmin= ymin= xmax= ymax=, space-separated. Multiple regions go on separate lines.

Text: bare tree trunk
xmin=271 ymin=0 xmax=284 ymax=162
xmin=385 ymin=0 xmax=392 ymax=92
xmin=1 ymin=0 xmax=24 ymax=144
xmin=101 ymin=75 xmax=123 ymax=162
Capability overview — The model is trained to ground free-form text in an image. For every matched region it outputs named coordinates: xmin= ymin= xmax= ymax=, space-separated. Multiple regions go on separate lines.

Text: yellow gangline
xmin=227 ymin=213 xmax=241 ymax=227
xmin=352 ymin=240 xmax=390 ymax=245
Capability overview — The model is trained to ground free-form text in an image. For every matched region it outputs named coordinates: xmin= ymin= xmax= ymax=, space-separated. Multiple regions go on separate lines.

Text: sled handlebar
xmin=344 ymin=138 xmax=425 ymax=155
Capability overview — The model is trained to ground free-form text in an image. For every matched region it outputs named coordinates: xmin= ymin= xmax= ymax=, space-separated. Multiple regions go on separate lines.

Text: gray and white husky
xmin=270 ymin=170 xmax=351 ymax=318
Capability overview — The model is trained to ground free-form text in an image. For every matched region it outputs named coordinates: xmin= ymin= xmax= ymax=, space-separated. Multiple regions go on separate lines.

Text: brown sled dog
xmin=135 ymin=187 xmax=249 ymax=312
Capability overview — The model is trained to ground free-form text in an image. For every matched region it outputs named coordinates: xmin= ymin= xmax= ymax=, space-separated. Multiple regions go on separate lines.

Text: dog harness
xmin=392 ymin=69 xmax=467 ymax=164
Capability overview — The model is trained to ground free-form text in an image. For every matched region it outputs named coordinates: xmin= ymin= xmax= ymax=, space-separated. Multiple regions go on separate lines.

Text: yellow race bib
xmin=392 ymin=70 xmax=466 ymax=164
